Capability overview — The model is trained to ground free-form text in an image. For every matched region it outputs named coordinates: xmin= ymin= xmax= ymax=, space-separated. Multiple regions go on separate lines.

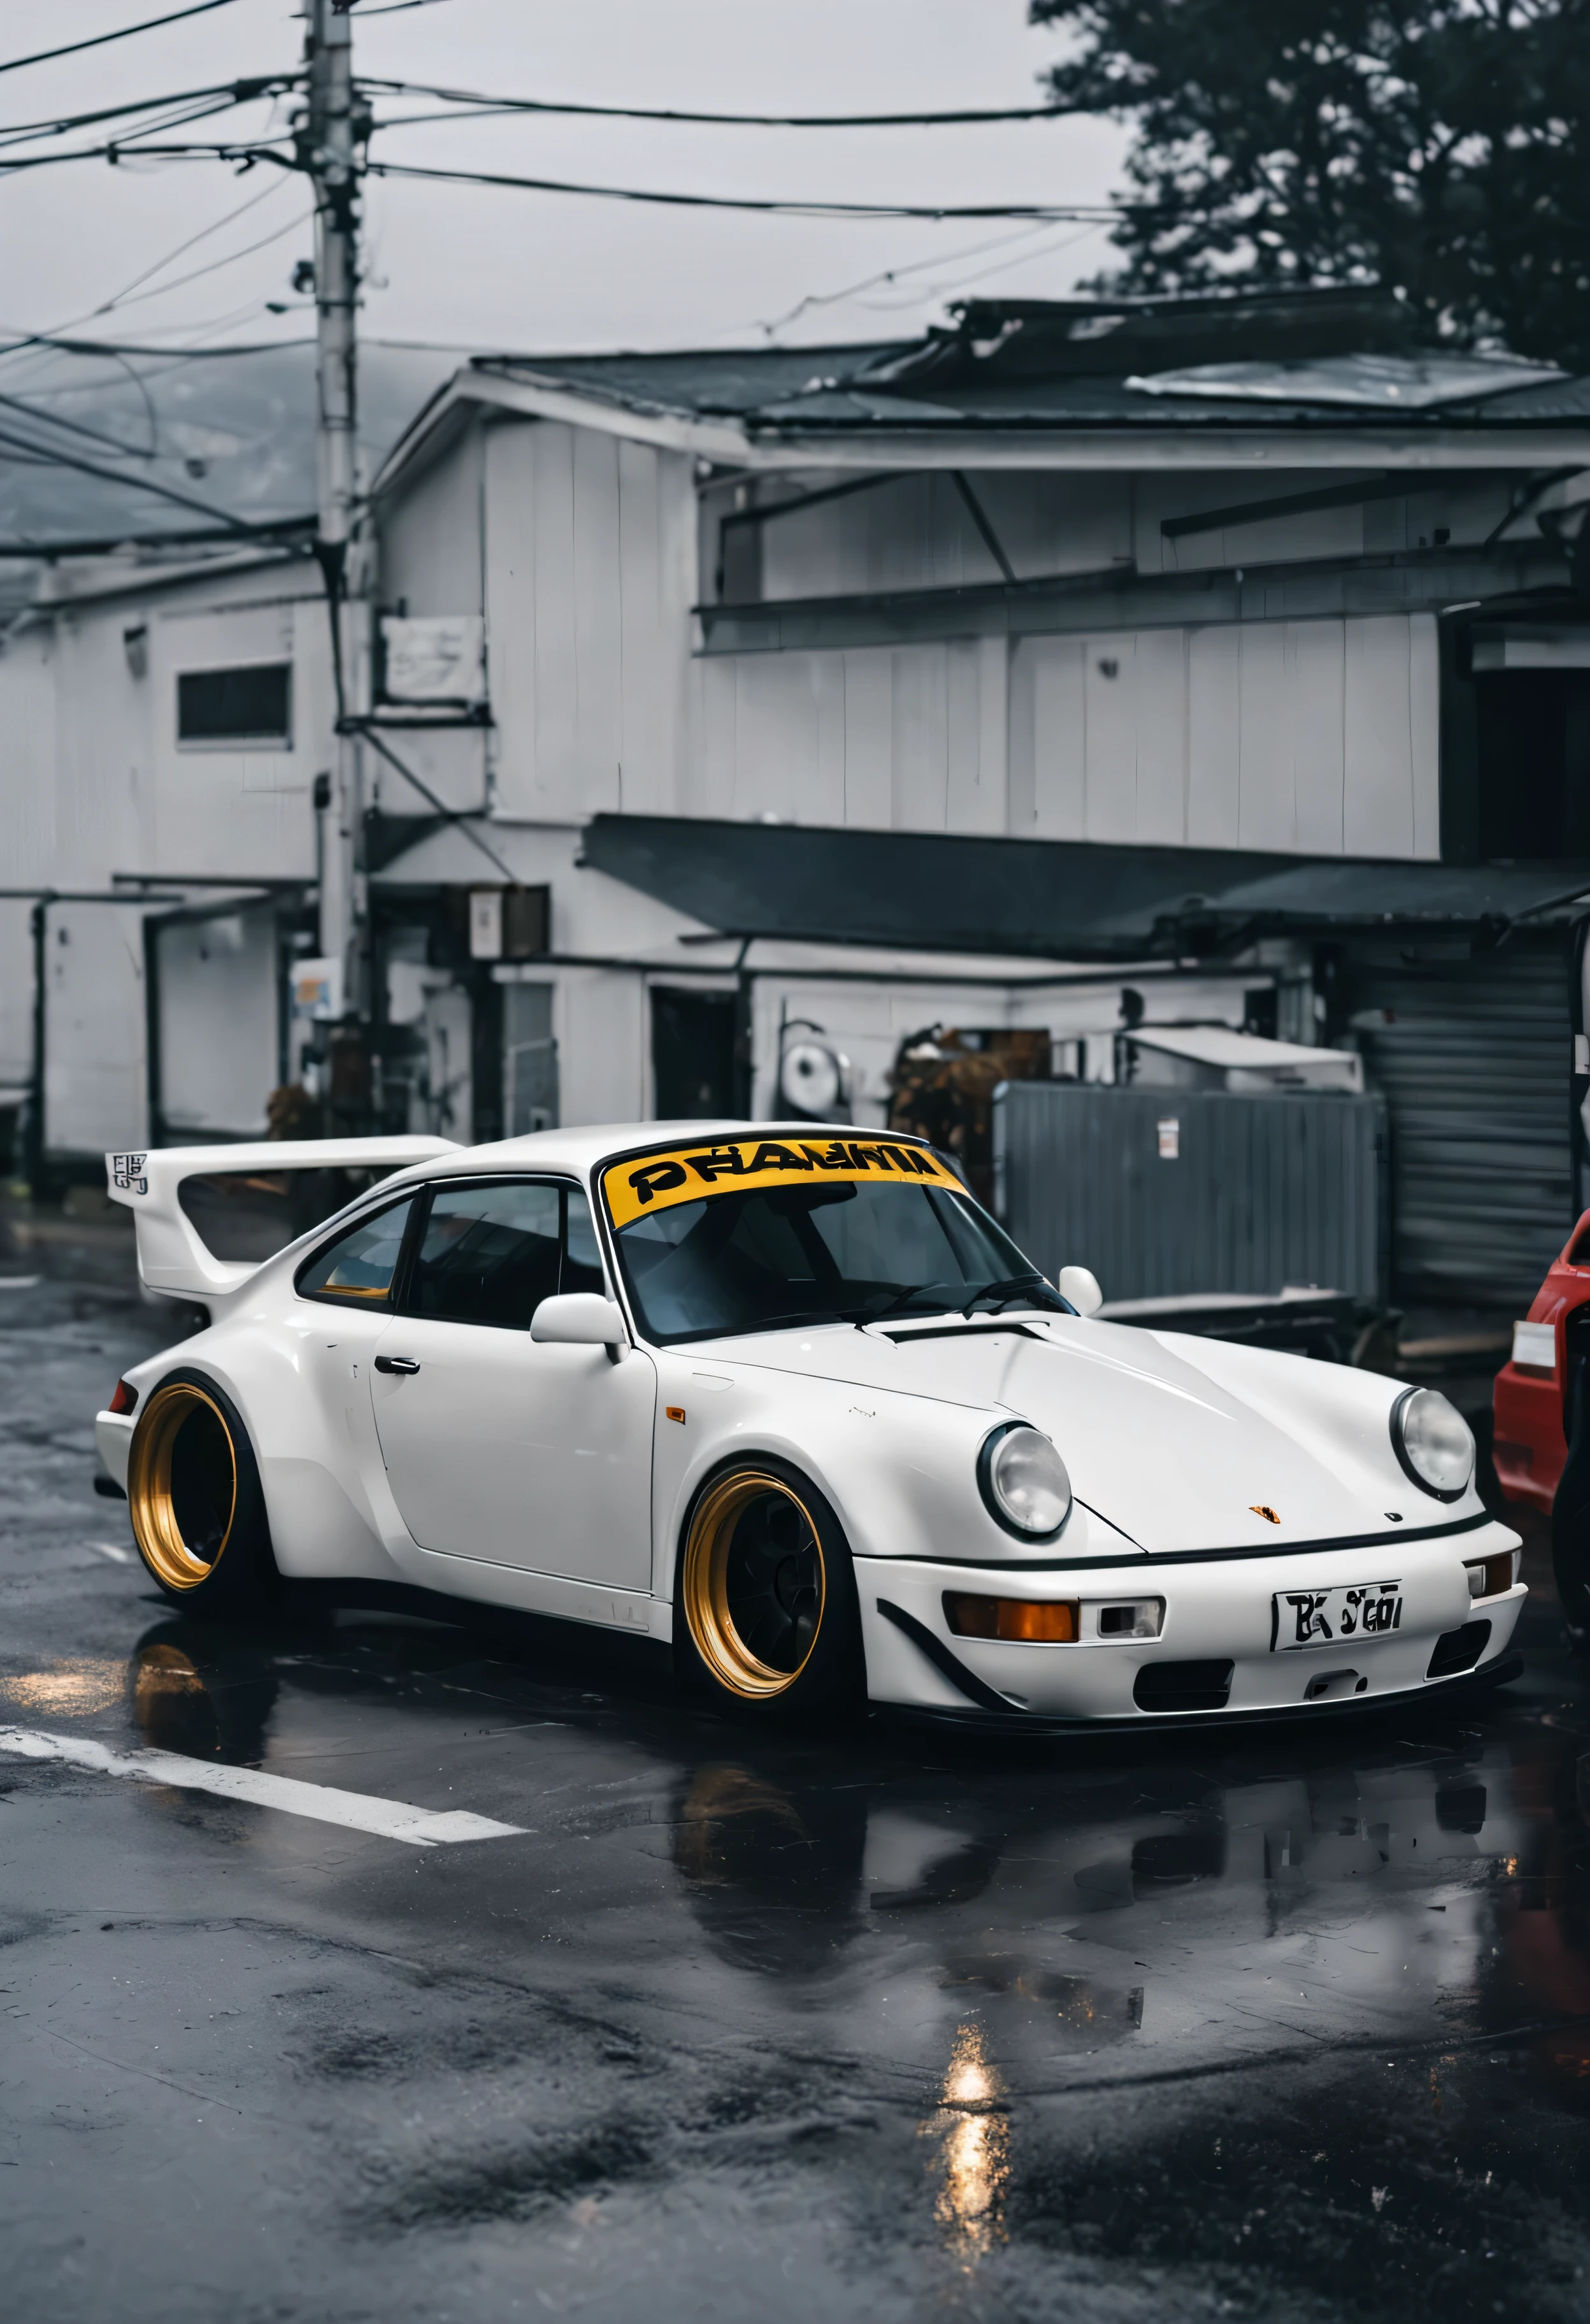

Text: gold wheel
xmin=682 ymin=1470 xmax=827 ymax=1700
xmin=127 ymin=1382 xmax=239 ymax=1592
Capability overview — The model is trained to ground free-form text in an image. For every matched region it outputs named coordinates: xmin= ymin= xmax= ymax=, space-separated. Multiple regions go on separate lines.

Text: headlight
xmin=978 ymin=1423 xmax=1072 ymax=1539
xmin=1391 ymin=1388 xmax=1474 ymax=1502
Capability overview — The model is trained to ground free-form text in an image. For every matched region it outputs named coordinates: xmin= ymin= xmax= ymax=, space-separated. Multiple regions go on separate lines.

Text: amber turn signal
xmin=944 ymin=1592 xmax=1078 ymax=1643
xmin=1465 ymin=1550 xmax=1517 ymax=1600
xmin=108 ymin=1378 xmax=138 ymax=1417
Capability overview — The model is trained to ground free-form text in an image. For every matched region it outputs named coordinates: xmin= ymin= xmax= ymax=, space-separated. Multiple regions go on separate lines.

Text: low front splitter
xmin=872 ymin=1650 xmax=1525 ymax=1739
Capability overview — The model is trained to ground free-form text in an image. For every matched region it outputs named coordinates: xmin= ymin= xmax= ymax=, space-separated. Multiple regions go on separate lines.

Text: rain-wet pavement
xmin=5 ymin=1250 xmax=1590 ymax=2321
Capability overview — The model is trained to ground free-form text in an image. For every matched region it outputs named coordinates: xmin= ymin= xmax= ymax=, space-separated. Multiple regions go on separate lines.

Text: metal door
xmin=1345 ymin=936 xmax=1572 ymax=1308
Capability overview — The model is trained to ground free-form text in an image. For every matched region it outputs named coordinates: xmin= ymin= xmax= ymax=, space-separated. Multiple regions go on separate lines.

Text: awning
xmin=579 ymin=814 xmax=1590 ymax=962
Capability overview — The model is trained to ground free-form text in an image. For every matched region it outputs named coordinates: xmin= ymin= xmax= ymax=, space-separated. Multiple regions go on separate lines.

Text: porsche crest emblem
xmin=1250 ymin=1504 xmax=1280 ymax=1525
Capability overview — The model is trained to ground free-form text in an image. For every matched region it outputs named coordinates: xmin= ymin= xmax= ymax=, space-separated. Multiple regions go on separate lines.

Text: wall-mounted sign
xmin=466 ymin=886 xmax=550 ymax=961
xmin=381 ymin=614 xmax=486 ymax=705
xmin=291 ymin=956 xmax=345 ymax=1022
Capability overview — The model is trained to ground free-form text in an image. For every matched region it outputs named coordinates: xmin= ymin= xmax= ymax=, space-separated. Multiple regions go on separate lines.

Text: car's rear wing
xmin=104 ymin=1137 xmax=458 ymax=1305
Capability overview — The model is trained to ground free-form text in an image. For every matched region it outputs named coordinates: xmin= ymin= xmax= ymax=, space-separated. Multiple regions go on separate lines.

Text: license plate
xmin=1271 ymin=1581 xmax=1403 ymax=1652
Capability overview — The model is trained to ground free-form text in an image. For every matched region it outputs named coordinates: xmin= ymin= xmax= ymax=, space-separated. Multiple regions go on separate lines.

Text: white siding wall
xmin=484 ymin=419 xmax=694 ymax=823
xmin=147 ymin=589 xmax=325 ymax=873
xmin=694 ymin=637 xmax=1010 ymax=833
xmin=41 ymin=903 xmax=149 ymax=1154
xmin=375 ymin=427 xmax=489 ymax=814
xmin=693 ymin=613 xmax=1438 ymax=859
xmin=1138 ymin=472 xmax=1517 ymax=574
xmin=742 ymin=467 xmax=1514 ymax=599
xmin=0 ymin=627 xmax=58 ymax=1093
xmin=156 ymin=903 xmax=280 ymax=1137
xmin=754 ymin=471 xmax=1135 ymax=600
xmin=0 ymin=560 xmax=326 ymax=1152
xmin=1013 ymin=613 xmax=1440 ymax=856
xmin=554 ymin=966 xmax=648 ymax=1124
xmin=380 ymin=423 xmax=484 ymax=616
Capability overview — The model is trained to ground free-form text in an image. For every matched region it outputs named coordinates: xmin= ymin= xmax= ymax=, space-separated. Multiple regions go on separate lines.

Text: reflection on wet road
xmin=4 ymin=1273 xmax=1590 ymax=2320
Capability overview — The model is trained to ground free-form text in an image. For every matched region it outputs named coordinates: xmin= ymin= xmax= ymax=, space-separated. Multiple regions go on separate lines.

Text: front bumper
xmin=856 ymin=1521 xmax=1526 ymax=1721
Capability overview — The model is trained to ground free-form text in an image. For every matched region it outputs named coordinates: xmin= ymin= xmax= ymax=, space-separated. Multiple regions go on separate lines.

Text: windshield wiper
xmin=708 ymin=1309 xmax=845 ymax=1338
xmin=841 ymin=1281 xmax=958 ymax=1326
xmin=959 ymin=1273 xmax=1064 ymax=1317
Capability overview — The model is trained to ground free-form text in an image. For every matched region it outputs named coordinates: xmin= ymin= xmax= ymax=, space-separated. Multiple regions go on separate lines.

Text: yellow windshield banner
xmin=601 ymin=1136 xmax=962 ymax=1230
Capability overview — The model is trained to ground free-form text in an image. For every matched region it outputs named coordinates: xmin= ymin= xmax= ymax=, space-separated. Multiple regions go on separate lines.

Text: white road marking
xmin=0 ymin=1276 xmax=39 ymax=1291
xmin=85 ymin=1540 xmax=131 ymax=1563
xmin=0 ymin=1726 xmax=527 ymax=1847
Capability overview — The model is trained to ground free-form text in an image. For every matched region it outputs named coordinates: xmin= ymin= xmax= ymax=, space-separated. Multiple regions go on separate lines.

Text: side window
xmin=297 ymin=1196 xmax=416 ymax=1307
xmin=562 ymin=1189 xmax=607 ymax=1297
xmin=410 ymin=1181 xmax=562 ymax=1328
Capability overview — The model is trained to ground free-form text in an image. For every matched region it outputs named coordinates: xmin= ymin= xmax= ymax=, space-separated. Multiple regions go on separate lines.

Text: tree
xmin=1030 ymin=0 xmax=1590 ymax=369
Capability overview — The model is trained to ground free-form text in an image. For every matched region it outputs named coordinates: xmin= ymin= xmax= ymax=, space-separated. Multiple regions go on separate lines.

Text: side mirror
xmin=530 ymin=1293 xmax=629 ymax=1356
xmin=1058 ymin=1264 xmax=1103 ymax=1319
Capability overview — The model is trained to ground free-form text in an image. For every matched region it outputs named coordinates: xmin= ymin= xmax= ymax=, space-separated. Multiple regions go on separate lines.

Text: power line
xmin=854 ymin=218 xmax=1105 ymax=313
xmin=756 ymin=220 xmax=1070 ymax=336
xmin=366 ymin=157 xmax=1126 ymax=222
xmin=0 ymin=78 xmax=290 ymax=154
xmin=0 ymin=422 xmax=252 ymax=527
xmin=0 ymin=134 xmax=1137 ymax=223
xmin=91 ymin=204 xmax=309 ymax=320
xmin=0 ymin=325 xmax=303 ymax=361
xmin=0 ymin=1 xmax=243 ymax=80
xmin=361 ymin=76 xmax=1080 ymax=129
xmin=0 ymin=390 xmax=157 ymax=460
xmin=0 ymin=136 xmax=297 ymax=176
xmin=0 ymin=90 xmax=264 ymax=166
xmin=71 ymin=170 xmax=293 ymax=322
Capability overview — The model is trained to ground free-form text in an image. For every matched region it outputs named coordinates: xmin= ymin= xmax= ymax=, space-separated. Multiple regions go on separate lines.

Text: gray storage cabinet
xmin=994 ymin=1081 xmax=1387 ymax=1304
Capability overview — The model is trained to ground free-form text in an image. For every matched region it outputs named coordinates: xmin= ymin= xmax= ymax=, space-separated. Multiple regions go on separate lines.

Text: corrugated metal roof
xmin=482 ymin=327 xmax=1589 ymax=437
xmin=471 ymin=342 xmax=905 ymax=421
xmin=1124 ymin=353 xmax=1564 ymax=411
xmin=459 ymin=292 xmax=1587 ymax=440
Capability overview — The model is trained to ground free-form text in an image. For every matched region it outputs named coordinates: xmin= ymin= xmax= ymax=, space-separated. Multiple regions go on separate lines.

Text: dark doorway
xmin=652 ymin=987 xmax=738 ymax=1118
xmin=1474 ymin=671 xmax=1590 ymax=858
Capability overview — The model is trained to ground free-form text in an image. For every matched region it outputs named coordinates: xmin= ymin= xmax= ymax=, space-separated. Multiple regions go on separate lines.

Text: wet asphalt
xmin=4 ymin=1249 xmax=1590 ymax=2323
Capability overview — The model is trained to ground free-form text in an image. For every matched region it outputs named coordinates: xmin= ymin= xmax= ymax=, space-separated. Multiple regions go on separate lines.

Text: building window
xmin=177 ymin=662 xmax=292 ymax=747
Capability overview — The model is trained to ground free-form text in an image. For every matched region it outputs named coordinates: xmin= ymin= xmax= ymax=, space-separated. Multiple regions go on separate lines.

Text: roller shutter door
xmin=1347 ymin=936 xmax=1572 ymax=1309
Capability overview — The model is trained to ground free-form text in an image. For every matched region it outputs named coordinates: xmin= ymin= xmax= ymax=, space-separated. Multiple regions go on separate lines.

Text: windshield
xmin=610 ymin=1176 xmax=1061 ymax=1345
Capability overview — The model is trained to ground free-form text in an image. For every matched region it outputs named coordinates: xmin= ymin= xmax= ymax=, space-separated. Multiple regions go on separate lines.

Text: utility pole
xmin=301 ymin=0 xmax=369 ymax=1123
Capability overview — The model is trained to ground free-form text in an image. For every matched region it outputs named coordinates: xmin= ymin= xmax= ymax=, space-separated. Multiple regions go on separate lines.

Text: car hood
xmin=687 ymin=1315 xmax=1428 ymax=1555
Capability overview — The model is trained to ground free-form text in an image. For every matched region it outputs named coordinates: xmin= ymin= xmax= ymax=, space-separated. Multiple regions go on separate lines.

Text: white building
xmin=4 ymin=287 xmax=1589 ymax=1305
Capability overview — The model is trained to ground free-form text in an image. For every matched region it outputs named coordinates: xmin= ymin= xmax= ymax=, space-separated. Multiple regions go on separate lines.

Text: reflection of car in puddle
xmin=1484 ymin=1740 xmax=1590 ymax=2102
xmin=671 ymin=1742 xmax=1558 ymax=2073
xmin=941 ymin=1953 xmax=1144 ymax=2044
xmin=672 ymin=1765 xmax=871 ymax=1976
xmin=129 ymin=1625 xmax=279 ymax=1764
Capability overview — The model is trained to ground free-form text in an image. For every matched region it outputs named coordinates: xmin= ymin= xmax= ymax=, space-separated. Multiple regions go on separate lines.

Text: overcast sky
xmin=3 ymin=0 xmax=1129 ymax=358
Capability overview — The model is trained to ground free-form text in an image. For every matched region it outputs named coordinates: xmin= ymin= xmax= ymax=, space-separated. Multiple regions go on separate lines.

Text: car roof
xmin=394 ymin=1120 xmax=917 ymax=1185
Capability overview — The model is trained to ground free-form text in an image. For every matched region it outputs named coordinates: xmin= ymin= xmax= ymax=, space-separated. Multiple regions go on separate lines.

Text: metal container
xmin=994 ymin=1080 xmax=1387 ymax=1305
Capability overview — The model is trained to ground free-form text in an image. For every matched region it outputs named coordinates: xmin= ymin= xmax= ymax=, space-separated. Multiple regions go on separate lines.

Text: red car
xmin=1493 ymin=1211 xmax=1590 ymax=1640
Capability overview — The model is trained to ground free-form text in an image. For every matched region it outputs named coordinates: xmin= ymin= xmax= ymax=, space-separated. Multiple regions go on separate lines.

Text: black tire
xmin=673 ymin=1454 xmax=866 ymax=1726
xmin=125 ymin=1368 xmax=280 ymax=1616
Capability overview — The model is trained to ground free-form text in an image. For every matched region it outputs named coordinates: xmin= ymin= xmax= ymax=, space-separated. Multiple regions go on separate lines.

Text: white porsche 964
xmin=96 ymin=1123 xmax=1524 ymax=1728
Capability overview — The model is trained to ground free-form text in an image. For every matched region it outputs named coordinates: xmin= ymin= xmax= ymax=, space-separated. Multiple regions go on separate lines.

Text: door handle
xmin=374 ymin=1355 xmax=420 ymax=1375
